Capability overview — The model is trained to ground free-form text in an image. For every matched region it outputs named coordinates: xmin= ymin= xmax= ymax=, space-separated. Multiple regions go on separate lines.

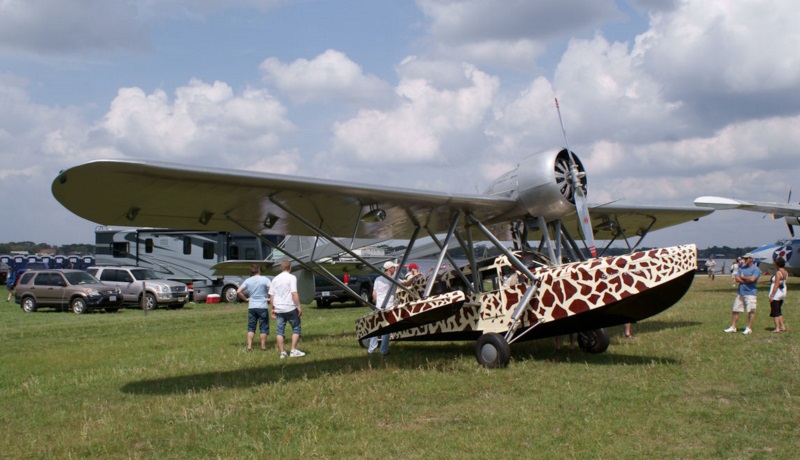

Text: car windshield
xmin=130 ymin=269 xmax=163 ymax=281
xmin=65 ymin=271 xmax=100 ymax=285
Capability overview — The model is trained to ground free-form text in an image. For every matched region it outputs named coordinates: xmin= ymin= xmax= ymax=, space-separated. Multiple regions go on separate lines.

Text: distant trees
xmin=0 ymin=242 xmax=94 ymax=255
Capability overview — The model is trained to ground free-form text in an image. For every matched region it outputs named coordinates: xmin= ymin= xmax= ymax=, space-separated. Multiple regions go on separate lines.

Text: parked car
xmin=14 ymin=269 xmax=123 ymax=314
xmin=85 ymin=266 xmax=188 ymax=310
xmin=314 ymin=273 xmax=379 ymax=307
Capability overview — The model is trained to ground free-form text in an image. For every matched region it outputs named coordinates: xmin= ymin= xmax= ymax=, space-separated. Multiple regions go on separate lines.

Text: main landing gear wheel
xmin=577 ymin=328 xmax=610 ymax=354
xmin=475 ymin=333 xmax=511 ymax=368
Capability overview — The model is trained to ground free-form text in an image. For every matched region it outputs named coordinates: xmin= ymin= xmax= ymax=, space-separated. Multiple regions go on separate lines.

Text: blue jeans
xmin=247 ymin=308 xmax=269 ymax=334
xmin=368 ymin=333 xmax=390 ymax=355
xmin=276 ymin=309 xmax=301 ymax=337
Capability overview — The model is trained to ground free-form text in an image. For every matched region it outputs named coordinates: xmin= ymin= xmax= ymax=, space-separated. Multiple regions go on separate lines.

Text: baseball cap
xmin=406 ymin=263 xmax=420 ymax=270
xmin=383 ymin=261 xmax=398 ymax=270
xmin=742 ymin=253 xmax=754 ymax=259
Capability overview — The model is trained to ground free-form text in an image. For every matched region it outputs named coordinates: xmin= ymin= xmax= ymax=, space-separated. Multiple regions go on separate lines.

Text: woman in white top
xmin=768 ymin=257 xmax=788 ymax=333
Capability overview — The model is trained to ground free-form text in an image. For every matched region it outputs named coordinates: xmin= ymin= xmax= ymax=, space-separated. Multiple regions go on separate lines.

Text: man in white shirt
xmin=269 ymin=259 xmax=305 ymax=358
xmin=369 ymin=261 xmax=397 ymax=355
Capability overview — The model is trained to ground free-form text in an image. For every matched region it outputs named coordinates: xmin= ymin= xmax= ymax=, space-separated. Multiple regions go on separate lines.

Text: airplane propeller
xmin=788 ymin=188 xmax=795 ymax=237
xmin=555 ymin=98 xmax=597 ymax=257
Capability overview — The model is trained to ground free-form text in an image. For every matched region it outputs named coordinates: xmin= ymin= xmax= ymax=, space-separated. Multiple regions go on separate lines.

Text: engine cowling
xmin=486 ymin=148 xmax=587 ymax=222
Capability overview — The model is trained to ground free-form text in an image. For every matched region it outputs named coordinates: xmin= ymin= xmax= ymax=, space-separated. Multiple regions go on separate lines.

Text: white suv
xmin=86 ymin=266 xmax=188 ymax=310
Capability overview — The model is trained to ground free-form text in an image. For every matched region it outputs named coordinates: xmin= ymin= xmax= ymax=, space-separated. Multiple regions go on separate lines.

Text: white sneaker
xmin=280 ymin=351 xmax=288 ymax=359
xmin=724 ymin=326 xmax=737 ymax=333
xmin=289 ymin=349 xmax=306 ymax=358
xmin=742 ymin=328 xmax=752 ymax=335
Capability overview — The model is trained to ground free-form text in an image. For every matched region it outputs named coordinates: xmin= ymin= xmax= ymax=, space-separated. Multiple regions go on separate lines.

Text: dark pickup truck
xmin=314 ymin=273 xmax=380 ymax=307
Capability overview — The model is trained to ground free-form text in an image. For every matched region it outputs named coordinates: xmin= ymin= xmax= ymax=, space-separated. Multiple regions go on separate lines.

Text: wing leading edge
xmin=52 ymin=159 xmax=521 ymax=240
xmin=53 ymin=159 xmax=712 ymax=243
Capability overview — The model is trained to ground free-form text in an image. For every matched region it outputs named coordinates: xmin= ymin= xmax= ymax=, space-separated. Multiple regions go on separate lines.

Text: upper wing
xmin=52 ymin=159 xmax=521 ymax=240
xmin=694 ymin=196 xmax=800 ymax=217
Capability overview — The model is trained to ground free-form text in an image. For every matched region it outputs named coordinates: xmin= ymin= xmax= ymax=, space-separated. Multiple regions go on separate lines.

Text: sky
xmin=1 ymin=0 xmax=799 ymax=250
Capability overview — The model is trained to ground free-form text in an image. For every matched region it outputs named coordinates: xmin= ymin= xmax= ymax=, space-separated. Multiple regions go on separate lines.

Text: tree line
xmin=0 ymin=242 xmax=95 ymax=255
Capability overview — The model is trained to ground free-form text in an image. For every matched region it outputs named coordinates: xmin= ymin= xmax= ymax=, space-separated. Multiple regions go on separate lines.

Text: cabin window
xmin=112 ymin=242 xmax=128 ymax=258
xmin=145 ymin=238 xmax=154 ymax=254
xmin=183 ymin=236 xmax=191 ymax=255
xmin=480 ymin=268 xmax=501 ymax=291
xmin=203 ymin=242 xmax=214 ymax=260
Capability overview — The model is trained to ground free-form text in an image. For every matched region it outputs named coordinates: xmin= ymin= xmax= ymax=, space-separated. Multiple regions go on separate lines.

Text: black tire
xmin=475 ymin=333 xmax=511 ymax=368
xmin=316 ymin=299 xmax=330 ymax=308
xmin=21 ymin=296 xmax=37 ymax=313
xmin=71 ymin=297 xmax=88 ymax=314
xmin=222 ymin=286 xmax=238 ymax=303
xmin=577 ymin=328 xmax=610 ymax=354
xmin=143 ymin=293 xmax=157 ymax=310
xmin=359 ymin=289 xmax=370 ymax=306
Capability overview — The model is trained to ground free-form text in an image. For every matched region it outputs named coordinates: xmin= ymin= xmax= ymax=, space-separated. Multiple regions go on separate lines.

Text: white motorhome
xmin=94 ymin=227 xmax=281 ymax=302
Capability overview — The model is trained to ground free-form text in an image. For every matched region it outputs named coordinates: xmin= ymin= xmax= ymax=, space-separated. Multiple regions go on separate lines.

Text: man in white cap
xmin=368 ymin=261 xmax=397 ymax=355
xmin=724 ymin=253 xmax=761 ymax=335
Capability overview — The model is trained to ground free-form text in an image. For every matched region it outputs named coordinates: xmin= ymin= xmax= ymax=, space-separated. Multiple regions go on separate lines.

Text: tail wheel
xmin=577 ymin=328 xmax=610 ymax=353
xmin=475 ymin=333 xmax=511 ymax=368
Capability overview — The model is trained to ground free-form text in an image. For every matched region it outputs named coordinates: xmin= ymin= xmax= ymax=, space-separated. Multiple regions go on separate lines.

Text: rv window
xmin=145 ymin=238 xmax=154 ymax=253
xmin=112 ymin=242 xmax=128 ymax=258
xmin=229 ymin=245 xmax=239 ymax=260
xmin=183 ymin=236 xmax=191 ymax=255
xmin=245 ymin=248 xmax=256 ymax=260
xmin=203 ymin=242 xmax=214 ymax=260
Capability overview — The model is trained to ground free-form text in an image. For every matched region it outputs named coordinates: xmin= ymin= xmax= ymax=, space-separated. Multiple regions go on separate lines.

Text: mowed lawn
xmin=1 ymin=276 xmax=799 ymax=459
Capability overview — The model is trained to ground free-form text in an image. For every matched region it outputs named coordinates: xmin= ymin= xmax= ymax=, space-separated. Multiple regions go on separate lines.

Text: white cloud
xmin=637 ymin=1 xmax=800 ymax=96
xmin=416 ymin=0 xmax=619 ymax=68
xmin=96 ymin=79 xmax=294 ymax=165
xmin=331 ymin=61 xmax=498 ymax=163
xmin=259 ymin=50 xmax=394 ymax=105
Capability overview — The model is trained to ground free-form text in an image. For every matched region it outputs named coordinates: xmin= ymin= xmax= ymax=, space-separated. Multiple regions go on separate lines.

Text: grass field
xmin=2 ymin=276 xmax=799 ymax=459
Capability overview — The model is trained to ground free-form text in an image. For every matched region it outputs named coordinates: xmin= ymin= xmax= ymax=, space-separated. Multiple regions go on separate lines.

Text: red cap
xmin=406 ymin=263 xmax=420 ymax=270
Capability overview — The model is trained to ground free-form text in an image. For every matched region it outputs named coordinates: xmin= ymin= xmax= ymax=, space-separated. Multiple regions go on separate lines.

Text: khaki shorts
xmin=732 ymin=295 xmax=757 ymax=313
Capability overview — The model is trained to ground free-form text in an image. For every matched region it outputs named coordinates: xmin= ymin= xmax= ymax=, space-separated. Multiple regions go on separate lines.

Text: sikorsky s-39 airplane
xmin=53 ymin=148 xmax=711 ymax=367
xmin=694 ymin=195 xmax=800 ymax=275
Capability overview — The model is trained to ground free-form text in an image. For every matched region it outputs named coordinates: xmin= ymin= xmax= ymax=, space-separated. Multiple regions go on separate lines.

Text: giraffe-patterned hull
xmin=356 ymin=244 xmax=697 ymax=342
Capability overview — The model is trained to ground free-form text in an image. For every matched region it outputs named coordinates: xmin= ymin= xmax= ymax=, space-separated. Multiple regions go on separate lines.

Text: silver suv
xmin=15 ymin=269 xmax=123 ymax=314
xmin=86 ymin=266 xmax=188 ymax=310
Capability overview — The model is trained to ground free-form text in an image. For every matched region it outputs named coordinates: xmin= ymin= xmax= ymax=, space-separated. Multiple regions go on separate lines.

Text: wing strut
xmin=423 ymin=213 xmax=462 ymax=298
xmin=222 ymin=214 xmax=370 ymax=307
xmin=267 ymin=196 xmax=415 ymax=299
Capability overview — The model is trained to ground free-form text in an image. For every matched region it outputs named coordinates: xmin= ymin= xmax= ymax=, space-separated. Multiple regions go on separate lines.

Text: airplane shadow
xmin=125 ymin=331 xmax=685 ymax=396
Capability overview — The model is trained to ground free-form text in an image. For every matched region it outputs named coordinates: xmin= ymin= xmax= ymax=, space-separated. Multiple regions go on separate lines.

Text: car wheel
xmin=359 ymin=289 xmax=370 ymax=305
xmin=316 ymin=299 xmax=330 ymax=308
xmin=475 ymin=333 xmax=511 ymax=368
xmin=222 ymin=286 xmax=238 ymax=303
xmin=71 ymin=297 xmax=88 ymax=314
xmin=143 ymin=293 xmax=157 ymax=310
xmin=577 ymin=328 xmax=610 ymax=354
xmin=21 ymin=297 xmax=37 ymax=313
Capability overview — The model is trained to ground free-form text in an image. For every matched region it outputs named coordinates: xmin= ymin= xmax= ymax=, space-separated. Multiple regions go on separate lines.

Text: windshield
xmin=130 ymin=269 xmax=163 ymax=281
xmin=65 ymin=271 xmax=100 ymax=285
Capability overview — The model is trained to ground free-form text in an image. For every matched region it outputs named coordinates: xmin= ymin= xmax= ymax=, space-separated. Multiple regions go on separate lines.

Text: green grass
xmin=2 ymin=277 xmax=799 ymax=459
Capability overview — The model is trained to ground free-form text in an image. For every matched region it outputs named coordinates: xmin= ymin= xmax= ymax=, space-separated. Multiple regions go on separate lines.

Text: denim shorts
xmin=276 ymin=309 xmax=301 ymax=337
xmin=248 ymin=308 xmax=269 ymax=334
